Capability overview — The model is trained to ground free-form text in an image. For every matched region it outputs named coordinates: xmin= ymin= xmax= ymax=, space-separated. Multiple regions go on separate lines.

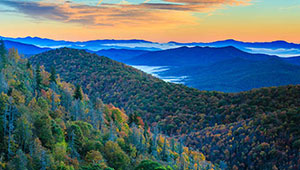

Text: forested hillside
xmin=0 ymin=42 xmax=216 ymax=169
xmin=184 ymin=86 xmax=300 ymax=169
xmin=30 ymin=48 xmax=300 ymax=169
xmin=30 ymin=48 xmax=210 ymax=134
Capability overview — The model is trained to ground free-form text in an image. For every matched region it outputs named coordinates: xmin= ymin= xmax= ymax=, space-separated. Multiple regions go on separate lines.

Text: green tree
xmin=161 ymin=137 xmax=169 ymax=161
xmin=35 ymin=64 xmax=42 ymax=94
xmin=155 ymin=167 xmax=168 ymax=170
xmin=15 ymin=115 xmax=33 ymax=152
xmin=49 ymin=66 xmax=57 ymax=84
xmin=0 ymin=39 xmax=7 ymax=69
xmin=9 ymin=149 xmax=28 ymax=170
xmin=34 ymin=114 xmax=54 ymax=148
xmin=103 ymin=141 xmax=130 ymax=170
xmin=135 ymin=160 xmax=161 ymax=170
xmin=80 ymin=164 xmax=103 ymax=170
xmin=74 ymin=84 xmax=83 ymax=100
xmin=26 ymin=60 xmax=31 ymax=69
xmin=0 ymin=71 xmax=8 ymax=93
xmin=51 ymin=120 xmax=64 ymax=143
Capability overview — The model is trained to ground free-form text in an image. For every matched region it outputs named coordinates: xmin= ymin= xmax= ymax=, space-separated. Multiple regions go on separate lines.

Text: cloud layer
xmin=0 ymin=0 xmax=251 ymax=27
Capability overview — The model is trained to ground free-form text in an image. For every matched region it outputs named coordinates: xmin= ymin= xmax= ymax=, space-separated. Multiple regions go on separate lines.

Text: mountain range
xmin=3 ymin=40 xmax=50 ymax=56
xmin=2 ymin=36 xmax=300 ymax=92
xmin=2 ymin=35 xmax=300 ymax=57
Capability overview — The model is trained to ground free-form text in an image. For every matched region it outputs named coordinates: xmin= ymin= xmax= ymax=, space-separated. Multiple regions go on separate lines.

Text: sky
xmin=0 ymin=0 xmax=300 ymax=43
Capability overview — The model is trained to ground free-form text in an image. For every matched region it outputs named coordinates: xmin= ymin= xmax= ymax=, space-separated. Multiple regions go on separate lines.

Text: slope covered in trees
xmin=183 ymin=86 xmax=300 ymax=169
xmin=0 ymin=44 xmax=216 ymax=169
xmin=29 ymin=48 xmax=300 ymax=169
xmin=29 ymin=48 xmax=211 ymax=134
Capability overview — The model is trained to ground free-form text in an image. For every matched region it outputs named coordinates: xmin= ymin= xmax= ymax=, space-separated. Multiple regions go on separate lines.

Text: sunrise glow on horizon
xmin=0 ymin=0 xmax=300 ymax=43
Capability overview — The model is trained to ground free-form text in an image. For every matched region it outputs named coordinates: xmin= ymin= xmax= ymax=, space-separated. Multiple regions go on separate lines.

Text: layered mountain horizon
xmin=1 ymin=35 xmax=300 ymax=57
xmin=2 ymin=35 xmax=300 ymax=92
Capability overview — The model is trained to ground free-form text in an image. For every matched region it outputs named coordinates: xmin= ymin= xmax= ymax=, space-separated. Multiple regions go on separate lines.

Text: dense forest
xmin=0 ymin=41 xmax=218 ymax=169
xmin=29 ymin=48 xmax=223 ymax=135
xmin=30 ymin=48 xmax=300 ymax=169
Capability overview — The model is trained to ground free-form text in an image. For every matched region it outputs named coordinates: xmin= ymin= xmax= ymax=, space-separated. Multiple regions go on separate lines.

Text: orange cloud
xmin=0 ymin=0 xmax=251 ymax=27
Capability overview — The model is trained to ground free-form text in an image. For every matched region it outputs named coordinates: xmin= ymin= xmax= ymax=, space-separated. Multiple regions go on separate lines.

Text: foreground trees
xmin=0 ymin=47 xmax=214 ymax=170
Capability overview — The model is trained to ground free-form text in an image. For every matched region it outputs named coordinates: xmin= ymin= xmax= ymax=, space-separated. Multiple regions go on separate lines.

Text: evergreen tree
xmin=61 ymin=88 xmax=72 ymax=114
xmin=151 ymin=126 xmax=158 ymax=158
xmin=26 ymin=60 xmax=31 ymax=69
xmin=108 ymin=121 xmax=116 ymax=141
xmin=7 ymin=102 xmax=16 ymax=159
xmin=135 ymin=160 xmax=162 ymax=170
xmin=138 ymin=133 xmax=145 ymax=154
xmin=130 ymin=124 xmax=139 ymax=145
xmin=0 ymin=71 xmax=8 ymax=94
xmin=34 ymin=113 xmax=54 ymax=148
xmin=73 ymin=99 xmax=84 ymax=121
xmin=179 ymin=156 xmax=185 ymax=170
xmin=69 ymin=130 xmax=80 ymax=159
xmin=170 ymin=137 xmax=175 ymax=152
xmin=40 ymin=150 xmax=47 ymax=170
xmin=103 ymin=141 xmax=130 ymax=170
xmin=189 ymin=157 xmax=195 ymax=170
xmin=144 ymin=122 xmax=149 ymax=143
xmin=35 ymin=64 xmax=42 ymax=94
xmin=0 ymin=39 xmax=7 ymax=69
xmin=49 ymin=66 xmax=57 ymax=84
xmin=10 ymin=149 xmax=28 ymax=170
xmin=178 ymin=137 xmax=185 ymax=170
xmin=15 ymin=116 xmax=33 ymax=152
xmin=2 ymin=104 xmax=8 ymax=136
xmin=88 ymin=102 xmax=99 ymax=129
xmin=91 ymin=97 xmax=104 ymax=130
xmin=74 ymin=84 xmax=83 ymax=100
xmin=50 ymin=82 xmax=57 ymax=111
xmin=178 ymin=138 xmax=184 ymax=157
xmin=161 ymin=136 xmax=169 ymax=161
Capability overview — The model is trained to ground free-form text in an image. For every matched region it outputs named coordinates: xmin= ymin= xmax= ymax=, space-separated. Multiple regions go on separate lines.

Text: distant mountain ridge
xmin=2 ymin=36 xmax=300 ymax=92
xmin=2 ymin=35 xmax=300 ymax=56
xmin=172 ymin=39 xmax=300 ymax=49
xmin=94 ymin=49 xmax=149 ymax=62
xmin=126 ymin=46 xmax=277 ymax=66
xmin=3 ymin=40 xmax=50 ymax=56
xmin=0 ymin=36 xmax=158 ymax=51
